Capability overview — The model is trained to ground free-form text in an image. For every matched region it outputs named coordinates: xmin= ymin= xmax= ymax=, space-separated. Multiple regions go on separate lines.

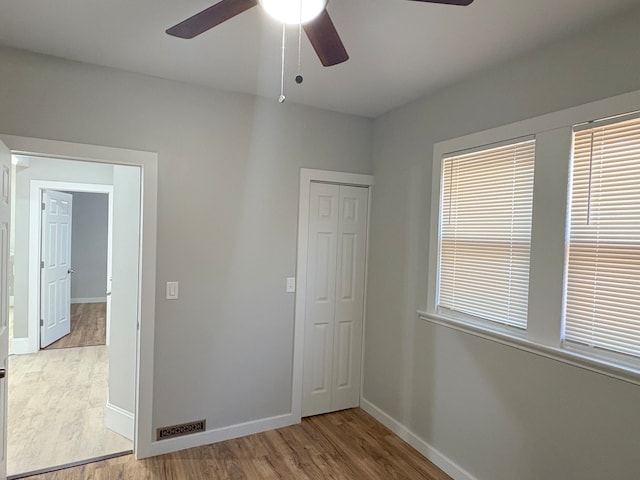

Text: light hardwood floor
xmin=44 ymin=303 xmax=106 ymax=350
xmin=21 ymin=408 xmax=451 ymax=480
xmin=8 ymin=345 xmax=133 ymax=477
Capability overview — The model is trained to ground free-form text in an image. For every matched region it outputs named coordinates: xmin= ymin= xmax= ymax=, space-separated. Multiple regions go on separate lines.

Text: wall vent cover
xmin=156 ymin=419 xmax=206 ymax=441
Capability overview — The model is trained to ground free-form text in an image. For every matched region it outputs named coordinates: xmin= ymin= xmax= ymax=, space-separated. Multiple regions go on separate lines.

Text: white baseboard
xmin=10 ymin=337 xmax=36 ymax=355
xmin=360 ymin=398 xmax=478 ymax=480
xmin=105 ymin=402 xmax=135 ymax=441
xmin=71 ymin=297 xmax=107 ymax=304
xmin=149 ymin=412 xmax=298 ymax=457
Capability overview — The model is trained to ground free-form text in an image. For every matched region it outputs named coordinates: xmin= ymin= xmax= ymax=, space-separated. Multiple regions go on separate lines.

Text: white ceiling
xmin=0 ymin=0 xmax=637 ymax=118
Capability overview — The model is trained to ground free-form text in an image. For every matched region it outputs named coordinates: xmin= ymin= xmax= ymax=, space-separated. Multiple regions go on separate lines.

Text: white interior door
xmin=303 ymin=183 xmax=339 ymax=416
xmin=0 ymin=140 xmax=12 ymax=479
xmin=40 ymin=190 xmax=73 ymax=348
xmin=302 ymin=182 xmax=368 ymax=417
xmin=331 ymin=185 xmax=368 ymax=411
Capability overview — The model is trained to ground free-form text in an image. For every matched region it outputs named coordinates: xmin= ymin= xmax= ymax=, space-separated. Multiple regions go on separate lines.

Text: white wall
xmin=365 ymin=6 xmax=640 ymax=480
xmin=69 ymin=191 xmax=108 ymax=302
xmin=12 ymin=157 xmax=113 ymax=338
xmin=0 ymin=47 xmax=373 ymax=435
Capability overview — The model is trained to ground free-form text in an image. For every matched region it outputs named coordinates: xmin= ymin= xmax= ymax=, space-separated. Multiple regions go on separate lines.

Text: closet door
xmin=331 ymin=185 xmax=368 ymax=411
xmin=303 ymin=182 xmax=339 ymax=416
xmin=302 ymin=183 xmax=368 ymax=417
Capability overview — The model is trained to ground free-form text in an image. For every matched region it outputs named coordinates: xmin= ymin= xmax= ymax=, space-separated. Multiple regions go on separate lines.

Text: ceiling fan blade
xmin=166 ymin=0 xmax=258 ymax=39
xmin=303 ymin=10 xmax=349 ymax=67
xmin=408 ymin=0 xmax=474 ymax=5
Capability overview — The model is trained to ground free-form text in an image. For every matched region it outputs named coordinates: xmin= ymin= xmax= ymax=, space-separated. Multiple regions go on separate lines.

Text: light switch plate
xmin=166 ymin=281 xmax=179 ymax=300
xmin=286 ymin=277 xmax=296 ymax=293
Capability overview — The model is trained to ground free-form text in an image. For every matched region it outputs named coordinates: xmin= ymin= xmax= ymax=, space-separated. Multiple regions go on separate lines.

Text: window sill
xmin=417 ymin=310 xmax=640 ymax=386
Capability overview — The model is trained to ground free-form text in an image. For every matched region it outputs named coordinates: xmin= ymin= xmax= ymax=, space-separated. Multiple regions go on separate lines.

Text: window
xmin=438 ymin=139 xmax=535 ymax=329
xmin=565 ymin=114 xmax=640 ymax=358
xmin=425 ymin=90 xmax=640 ymax=381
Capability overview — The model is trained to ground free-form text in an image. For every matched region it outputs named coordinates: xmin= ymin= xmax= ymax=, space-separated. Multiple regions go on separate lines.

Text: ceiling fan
xmin=166 ymin=0 xmax=474 ymax=67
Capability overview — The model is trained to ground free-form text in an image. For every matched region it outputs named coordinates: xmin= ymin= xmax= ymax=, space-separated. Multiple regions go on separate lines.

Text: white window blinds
xmin=565 ymin=114 xmax=640 ymax=358
xmin=438 ymin=139 xmax=535 ymax=329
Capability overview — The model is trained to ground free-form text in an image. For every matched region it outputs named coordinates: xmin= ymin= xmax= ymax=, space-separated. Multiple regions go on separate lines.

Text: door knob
xmin=68 ymin=268 xmax=75 ymax=274
xmin=0 ymin=369 xmax=5 ymax=379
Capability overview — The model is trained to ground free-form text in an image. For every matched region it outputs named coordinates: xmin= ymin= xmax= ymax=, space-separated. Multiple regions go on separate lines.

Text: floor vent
xmin=156 ymin=419 xmax=206 ymax=441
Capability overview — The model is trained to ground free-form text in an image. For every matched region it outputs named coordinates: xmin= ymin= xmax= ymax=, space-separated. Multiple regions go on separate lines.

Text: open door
xmin=0 ymin=140 xmax=11 ymax=479
xmin=40 ymin=190 xmax=73 ymax=348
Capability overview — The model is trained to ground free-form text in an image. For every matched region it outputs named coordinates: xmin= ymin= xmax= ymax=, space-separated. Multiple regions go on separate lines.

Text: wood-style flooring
xmin=44 ymin=303 xmax=106 ymax=350
xmin=8 ymin=345 xmax=133 ymax=477
xmin=21 ymin=408 xmax=451 ymax=480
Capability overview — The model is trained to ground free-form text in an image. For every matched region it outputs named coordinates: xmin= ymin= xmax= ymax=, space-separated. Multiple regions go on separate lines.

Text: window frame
xmin=422 ymin=89 xmax=640 ymax=385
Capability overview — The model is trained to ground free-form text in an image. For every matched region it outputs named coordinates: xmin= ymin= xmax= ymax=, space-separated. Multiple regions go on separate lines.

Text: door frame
xmin=26 ymin=181 xmax=114 ymax=353
xmin=292 ymin=168 xmax=374 ymax=420
xmin=0 ymin=134 xmax=157 ymax=459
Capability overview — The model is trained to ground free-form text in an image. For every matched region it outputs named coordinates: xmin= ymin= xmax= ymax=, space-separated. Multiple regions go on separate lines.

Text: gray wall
xmin=108 ymin=165 xmax=141 ymax=429
xmin=365 ymin=6 xmax=640 ymax=480
xmin=69 ymin=191 xmax=108 ymax=302
xmin=13 ymin=157 xmax=113 ymax=338
xmin=0 ymin=47 xmax=373 ymax=430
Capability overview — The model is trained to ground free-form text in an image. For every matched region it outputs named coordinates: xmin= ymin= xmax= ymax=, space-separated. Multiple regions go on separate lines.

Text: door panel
xmin=331 ymin=186 xmax=368 ymax=410
xmin=302 ymin=183 xmax=368 ymax=417
xmin=335 ymin=320 xmax=352 ymax=388
xmin=314 ymin=233 xmax=332 ymax=302
xmin=311 ymin=323 xmax=329 ymax=393
xmin=339 ymin=234 xmax=356 ymax=300
xmin=0 ymin=139 xmax=11 ymax=479
xmin=302 ymin=182 xmax=339 ymax=416
xmin=40 ymin=190 xmax=73 ymax=348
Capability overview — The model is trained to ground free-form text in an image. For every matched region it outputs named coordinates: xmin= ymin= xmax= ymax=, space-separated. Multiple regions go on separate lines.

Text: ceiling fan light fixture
xmin=260 ymin=0 xmax=327 ymax=25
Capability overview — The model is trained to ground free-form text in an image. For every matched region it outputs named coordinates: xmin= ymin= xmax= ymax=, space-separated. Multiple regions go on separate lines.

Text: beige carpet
xmin=8 ymin=346 xmax=132 ymax=476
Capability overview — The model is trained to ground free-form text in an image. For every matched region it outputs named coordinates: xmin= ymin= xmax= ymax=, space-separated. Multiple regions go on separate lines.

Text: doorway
xmin=292 ymin=169 xmax=374 ymax=420
xmin=0 ymin=133 xmax=158 ymax=472
xmin=7 ymin=155 xmax=140 ymax=477
xmin=25 ymin=182 xmax=114 ymax=353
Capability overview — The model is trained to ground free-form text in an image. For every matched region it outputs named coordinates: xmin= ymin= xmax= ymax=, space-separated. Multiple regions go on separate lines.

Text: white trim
xmin=359 ymin=186 xmax=373 ymax=402
xmin=149 ymin=412 xmax=296 ymax=457
xmin=8 ymin=295 xmax=13 ymax=308
xmin=360 ymin=398 xmax=477 ymax=480
xmin=71 ymin=297 xmax=108 ymax=304
xmin=293 ymin=168 xmax=374 ymax=420
xmin=0 ymin=134 xmax=158 ymax=460
xmin=10 ymin=337 xmax=31 ymax=355
xmin=106 ymin=185 xmax=113 ymax=347
xmin=28 ymin=181 xmax=113 ymax=354
xmin=105 ymin=402 xmax=134 ymax=441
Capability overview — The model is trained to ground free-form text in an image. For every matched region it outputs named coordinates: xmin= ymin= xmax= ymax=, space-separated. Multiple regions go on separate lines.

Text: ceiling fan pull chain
xmin=295 ymin=1 xmax=303 ymax=84
xmin=279 ymin=23 xmax=286 ymax=103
